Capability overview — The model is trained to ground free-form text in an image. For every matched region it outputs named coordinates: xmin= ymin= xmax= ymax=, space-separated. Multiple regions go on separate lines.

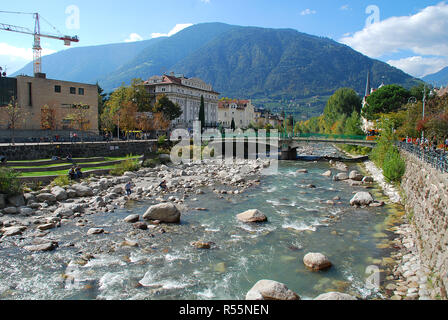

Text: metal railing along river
xmin=398 ymin=141 xmax=448 ymax=174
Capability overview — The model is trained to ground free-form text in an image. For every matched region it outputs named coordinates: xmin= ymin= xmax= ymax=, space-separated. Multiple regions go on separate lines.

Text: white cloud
xmin=340 ymin=2 xmax=448 ymax=78
xmin=340 ymin=5 xmax=351 ymax=11
xmin=0 ymin=43 xmax=57 ymax=74
xmin=388 ymin=56 xmax=448 ymax=78
xmin=340 ymin=2 xmax=448 ymax=58
xmin=151 ymin=23 xmax=193 ymax=39
xmin=300 ymin=9 xmax=316 ymax=16
xmin=124 ymin=33 xmax=144 ymax=43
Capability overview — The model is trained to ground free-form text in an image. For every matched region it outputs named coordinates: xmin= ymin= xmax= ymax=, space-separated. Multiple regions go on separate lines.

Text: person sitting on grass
xmin=75 ymin=166 xmax=83 ymax=179
xmin=68 ymin=167 xmax=76 ymax=180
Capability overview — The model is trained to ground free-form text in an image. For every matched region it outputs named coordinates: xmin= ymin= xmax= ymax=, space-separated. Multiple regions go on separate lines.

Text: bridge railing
xmin=397 ymin=141 xmax=448 ymax=174
xmin=291 ymin=133 xmax=368 ymax=140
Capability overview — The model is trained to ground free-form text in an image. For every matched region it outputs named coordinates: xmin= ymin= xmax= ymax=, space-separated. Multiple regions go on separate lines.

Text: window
xmin=28 ymin=82 xmax=32 ymax=106
xmin=70 ymin=87 xmax=76 ymax=94
xmin=78 ymin=88 xmax=84 ymax=95
xmin=55 ymin=85 xmax=61 ymax=93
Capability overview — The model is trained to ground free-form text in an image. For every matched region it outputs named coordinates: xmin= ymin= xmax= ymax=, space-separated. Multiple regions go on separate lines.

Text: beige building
xmin=0 ymin=75 xmax=99 ymax=134
xmin=218 ymin=99 xmax=256 ymax=129
xmin=144 ymin=74 xmax=219 ymax=130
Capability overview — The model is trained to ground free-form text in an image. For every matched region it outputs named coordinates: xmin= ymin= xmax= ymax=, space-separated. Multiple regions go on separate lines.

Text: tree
xmin=363 ymin=85 xmax=410 ymax=121
xmin=40 ymin=104 xmax=57 ymax=130
xmin=97 ymin=83 xmax=109 ymax=130
xmin=118 ymin=101 xmax=138 ymax=136
xmin=324 ymin=88 xmax=362 ymax=133
xmin=199 ymin=95 xmax=206 ymax=132
xmin=130 ymin=78 xmax=152 ymax=112
xmin=5 ymin=98 xmax=27 ymax=144
xmin=150 ymin=112 xmax=171 ymax=132
xmin=344 ymin=111 xmax=364 ymax=136
xmin=154 ymin=94 xmax=182 ymax=121
xmin=68 ymin=103 xmax=91 ymax=132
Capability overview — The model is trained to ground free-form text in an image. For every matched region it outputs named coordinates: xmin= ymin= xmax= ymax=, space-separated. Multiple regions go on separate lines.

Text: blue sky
xmin=1 ymin=0 xmax=447 ymax=79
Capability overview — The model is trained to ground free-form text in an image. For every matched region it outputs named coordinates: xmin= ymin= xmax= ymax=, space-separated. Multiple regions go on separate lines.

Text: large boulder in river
xmin=53 ymin=207 xmax=74 ymax=218
xmin=71 ymin=184 xmax=94 ymax=197
xmin=303 ymin=253 xmax=332 ymax=271
xmin=237 ymin=209 xmax=268 ymax=223
xmin=7 ymin=194 xmax=25 ymax=207
xmin=314 ymin=292 xmax=357 ymax=300
xmin=51 ymin=186 xmax=67 ymax=201
xmin=36 ymin=193 xmax=57 ymax=203
xmin=246 ymin=280 xmax=300 ymax=300
xmin=350 ymin=192 xmax=374 ymax=207
xmin=143 ymin=203 xmax=181 ymax=223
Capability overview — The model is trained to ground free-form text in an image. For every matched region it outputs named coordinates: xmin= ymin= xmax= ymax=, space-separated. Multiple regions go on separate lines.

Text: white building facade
xmin=218 ymin=99 xmax=256 ymax=129
xmin=144 ymin=74 xmax=219 ymax=130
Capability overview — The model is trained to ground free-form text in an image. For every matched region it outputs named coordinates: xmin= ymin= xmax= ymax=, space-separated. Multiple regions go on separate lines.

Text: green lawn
xmin=19 ymin=165 xmax=117 ymax=177
xmin=11 ymin=156 xmax=142 ymax=169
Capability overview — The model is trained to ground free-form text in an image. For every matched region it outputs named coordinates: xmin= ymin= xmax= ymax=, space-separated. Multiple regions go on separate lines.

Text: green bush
xmin=110 ymin=159 xmax=141 ymax=176
xmin=52 ymin=175 xmax=71 ymax=187
xmin=0 ymin=167 xmax=23 ymax=195
xmin=158 ymin=135 xmax=167 ymax=146
xmin=142 ymin=158 xmax=160 ymax=168
xmin=382 ymin=147 xmax=406 ymax=183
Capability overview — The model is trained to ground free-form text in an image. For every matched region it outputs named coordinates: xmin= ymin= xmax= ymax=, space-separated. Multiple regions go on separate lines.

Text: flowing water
xmin=0 ymin=146 xmax=404 ymax=300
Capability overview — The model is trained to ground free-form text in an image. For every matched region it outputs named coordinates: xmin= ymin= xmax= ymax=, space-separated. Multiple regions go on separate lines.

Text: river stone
xmin=7 ymin=194 xmax=25 ymax=207
xmin=334 ymin=173 xmax=349 ymax=181
xmin=23 ymin=242 xmax=58 ymax=252
xmin=53 ymin=207 xmax=74 ymax=218
xmin=3 ymin=207 xmax=18 ymax=215
xmin=19 ymin=207 xmax=35 ymax=216
xmin=87 ymin=228 xmax=104 ymax=235
xmin=72 ymin=185 xmax=94 ymax=197
xmin=143 ymin=203 xmax=181 ymax=223
xmin=0 ymin=194 xmax=6 ymax=209
xmin=24 ymin=193 xmax=36 ymax=204
xmin=349 ymin=171 xmax=364 ymax=181
xmin=350 ymin=192 xmax=374 ymax=206
xmin=1 ymin=226 xmax=26 ymax=237
xmin=246 ymin=280 xmax=300 ymax=300
xmin=237 ymin=209 xmax=268 ymax=223
xmin=66 ymin=189 xmax=78 ymax=198
xmin=297 ymin=169 xmax=308 ymax=174
xmin=322 ymin=171 xmax=332 ymax=177
xmin=121 ymin=240 xmax=139 ymax=247
xmin=362 ymin=176 xmax=374 ymax=183
xmin=191 ymin=241 xmax=212 ymax=249
xmin=314 ymin=292 xmax=357 ymax=300
xmin=36 ymin=193 xmax=57 ymax=203
xmin=124 ymin=172 xmax=137 ymax=178
xmin=38 ymin=223 xmax=56 ymax=231
xmin=303 ymin=253 xmax=332 ymax=271
xmin=51 ymin=186 xmax=68 ymax=201
xmin=133 ymin=222 xmax=148 ymax=230
xmin=124 ymin=214 xmax=140 ymax=223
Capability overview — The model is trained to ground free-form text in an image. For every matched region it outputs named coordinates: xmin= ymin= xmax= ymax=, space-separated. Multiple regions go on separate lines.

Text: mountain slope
xmin=423 ymin=66 xmax=448 ymax=87
xmin=12 ymin=38 xmax=164 ymax=84
xmin=98 ymin=23 xmax=237 ymax=90
xmin=12 ymin=22 xmax=420 ymax=103
xmin=172 ymin=26 xmax=419 ymax=99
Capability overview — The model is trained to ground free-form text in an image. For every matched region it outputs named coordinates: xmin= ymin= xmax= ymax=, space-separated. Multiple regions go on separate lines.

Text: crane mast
xmin=0 ymin=11 xmax=79 ymax=76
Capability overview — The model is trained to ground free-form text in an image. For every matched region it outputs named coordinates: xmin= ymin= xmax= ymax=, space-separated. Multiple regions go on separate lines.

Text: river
xmin=0 ymin=145 xmax=404 ymax=300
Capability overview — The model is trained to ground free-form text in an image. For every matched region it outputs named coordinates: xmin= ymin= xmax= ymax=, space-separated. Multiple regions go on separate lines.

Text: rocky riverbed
xmin=0 ymin=150 xmax=420 ymax=300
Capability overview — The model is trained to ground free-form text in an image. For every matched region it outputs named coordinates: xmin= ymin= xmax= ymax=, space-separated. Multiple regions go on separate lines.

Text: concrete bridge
xmin=279 ymin=137 xmax=377 ymax=160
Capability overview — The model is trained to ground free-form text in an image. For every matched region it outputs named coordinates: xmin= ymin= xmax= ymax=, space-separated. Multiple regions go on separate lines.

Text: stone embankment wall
xmin=0 ymin=141 xmax=157 ymax=161
xmin=401 ymin=151 xmax=448 ymax=297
